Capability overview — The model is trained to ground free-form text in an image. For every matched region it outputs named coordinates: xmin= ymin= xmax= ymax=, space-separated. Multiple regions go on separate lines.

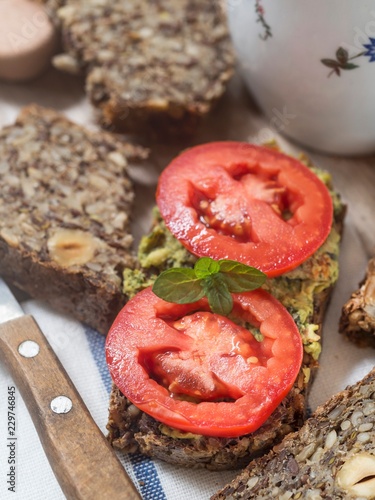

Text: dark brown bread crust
xmin=339 ymin=255 xmax=375 ymax=348
xmin=50 ymin=1 xmax=234 ymax=136
xmin=0 ymin=242 xmax=124 ymax=335
xmin=212 ymin=368 xmax=375 ymax=499
xmin=0 ymin=105 xmax=147 ymax=334
xmin=107 ymin=379 xmax=305 ymax=471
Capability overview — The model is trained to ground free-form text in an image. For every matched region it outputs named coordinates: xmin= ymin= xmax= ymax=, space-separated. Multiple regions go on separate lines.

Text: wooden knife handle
xmin=0 ymin=315 xmax=141 ymax=500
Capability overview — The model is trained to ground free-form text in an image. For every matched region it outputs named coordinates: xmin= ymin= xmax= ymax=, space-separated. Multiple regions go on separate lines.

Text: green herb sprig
xmin=152 ymin=257 xmax=266 ymax=316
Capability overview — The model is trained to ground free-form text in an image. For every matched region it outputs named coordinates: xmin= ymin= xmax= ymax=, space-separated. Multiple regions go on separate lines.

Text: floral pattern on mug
xmin=255 ymin=0 xmax=272 ymax=40
xmin=363 ymin=37 xmax=375 ymax=61
xmin=321 ymin=38 xmax=375 ymax=76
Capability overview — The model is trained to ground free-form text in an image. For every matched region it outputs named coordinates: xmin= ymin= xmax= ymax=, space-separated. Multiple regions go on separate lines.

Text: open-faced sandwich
xmin=105 ymin=142 xmax=346 ymax=470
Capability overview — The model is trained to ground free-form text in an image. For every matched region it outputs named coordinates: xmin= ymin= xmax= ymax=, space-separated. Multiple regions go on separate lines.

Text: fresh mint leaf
xmin=194 ymin=257 xmax=220 ymax=278
xmin=152 ymin=257 xmax=266 ymax=316
xmin=152 ymin=268 xmax=204 ymax=303
xmin=218 ymin=260 xmax=266 ymax=292
xmin=202 ymin=275 xmax=233 ymax=316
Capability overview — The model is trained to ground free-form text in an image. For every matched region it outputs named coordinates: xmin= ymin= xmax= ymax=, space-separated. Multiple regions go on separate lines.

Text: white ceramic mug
xmin=227 ymin=0 xmax=375 ymax=155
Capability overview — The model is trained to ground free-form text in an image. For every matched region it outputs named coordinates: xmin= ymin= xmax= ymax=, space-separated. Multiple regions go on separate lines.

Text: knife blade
xmin=0 ymin=278 xmax=140 ymax=500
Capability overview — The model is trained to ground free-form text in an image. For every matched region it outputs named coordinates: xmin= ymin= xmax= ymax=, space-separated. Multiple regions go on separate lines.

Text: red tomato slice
xmin=106 ymin=287 xmax=303 ymax=438
xmin=156 ymin=142 xmax=333 ymax=277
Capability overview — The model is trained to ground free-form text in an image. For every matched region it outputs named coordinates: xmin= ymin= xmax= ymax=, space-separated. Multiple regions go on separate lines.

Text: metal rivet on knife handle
xmin=18 ymin=340 xmax=40 ymax=358
xmin=50 ymin=396 xmax=73 ymax=414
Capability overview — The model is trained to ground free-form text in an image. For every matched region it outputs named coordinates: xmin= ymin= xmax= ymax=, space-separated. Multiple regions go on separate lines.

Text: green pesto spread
xmin=123 ymin=206 xmax=196 ymax=298
xmin=122 ymin=166 xmax=344 ymax=364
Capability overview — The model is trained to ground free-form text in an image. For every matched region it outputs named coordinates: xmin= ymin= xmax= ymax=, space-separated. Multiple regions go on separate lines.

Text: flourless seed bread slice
xmin=212 ymin=368 xmax=375 ymax=499
xmin=106 ymin=186 xmax=346 ymax=470
xmin=0 ymin=104 xmax=147 ymax=334
xmin=339 ymin=255 xmax=375 ymax=348
xmin=48 ymin=0 xmax=234 ymax=135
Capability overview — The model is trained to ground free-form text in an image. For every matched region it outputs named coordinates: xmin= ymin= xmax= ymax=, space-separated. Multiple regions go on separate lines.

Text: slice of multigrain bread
xmin=49 ymin=0 xmax=234 ymax=135
xmin=339 ymin=255 xmax=375 ymax=348
xmin=106 ymin=165 xmax=346 ymax=470
xmin=212 ymin=368 xmax=375 ymax=499
xmin=0 ymin=104 xmax=147 ymax=334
